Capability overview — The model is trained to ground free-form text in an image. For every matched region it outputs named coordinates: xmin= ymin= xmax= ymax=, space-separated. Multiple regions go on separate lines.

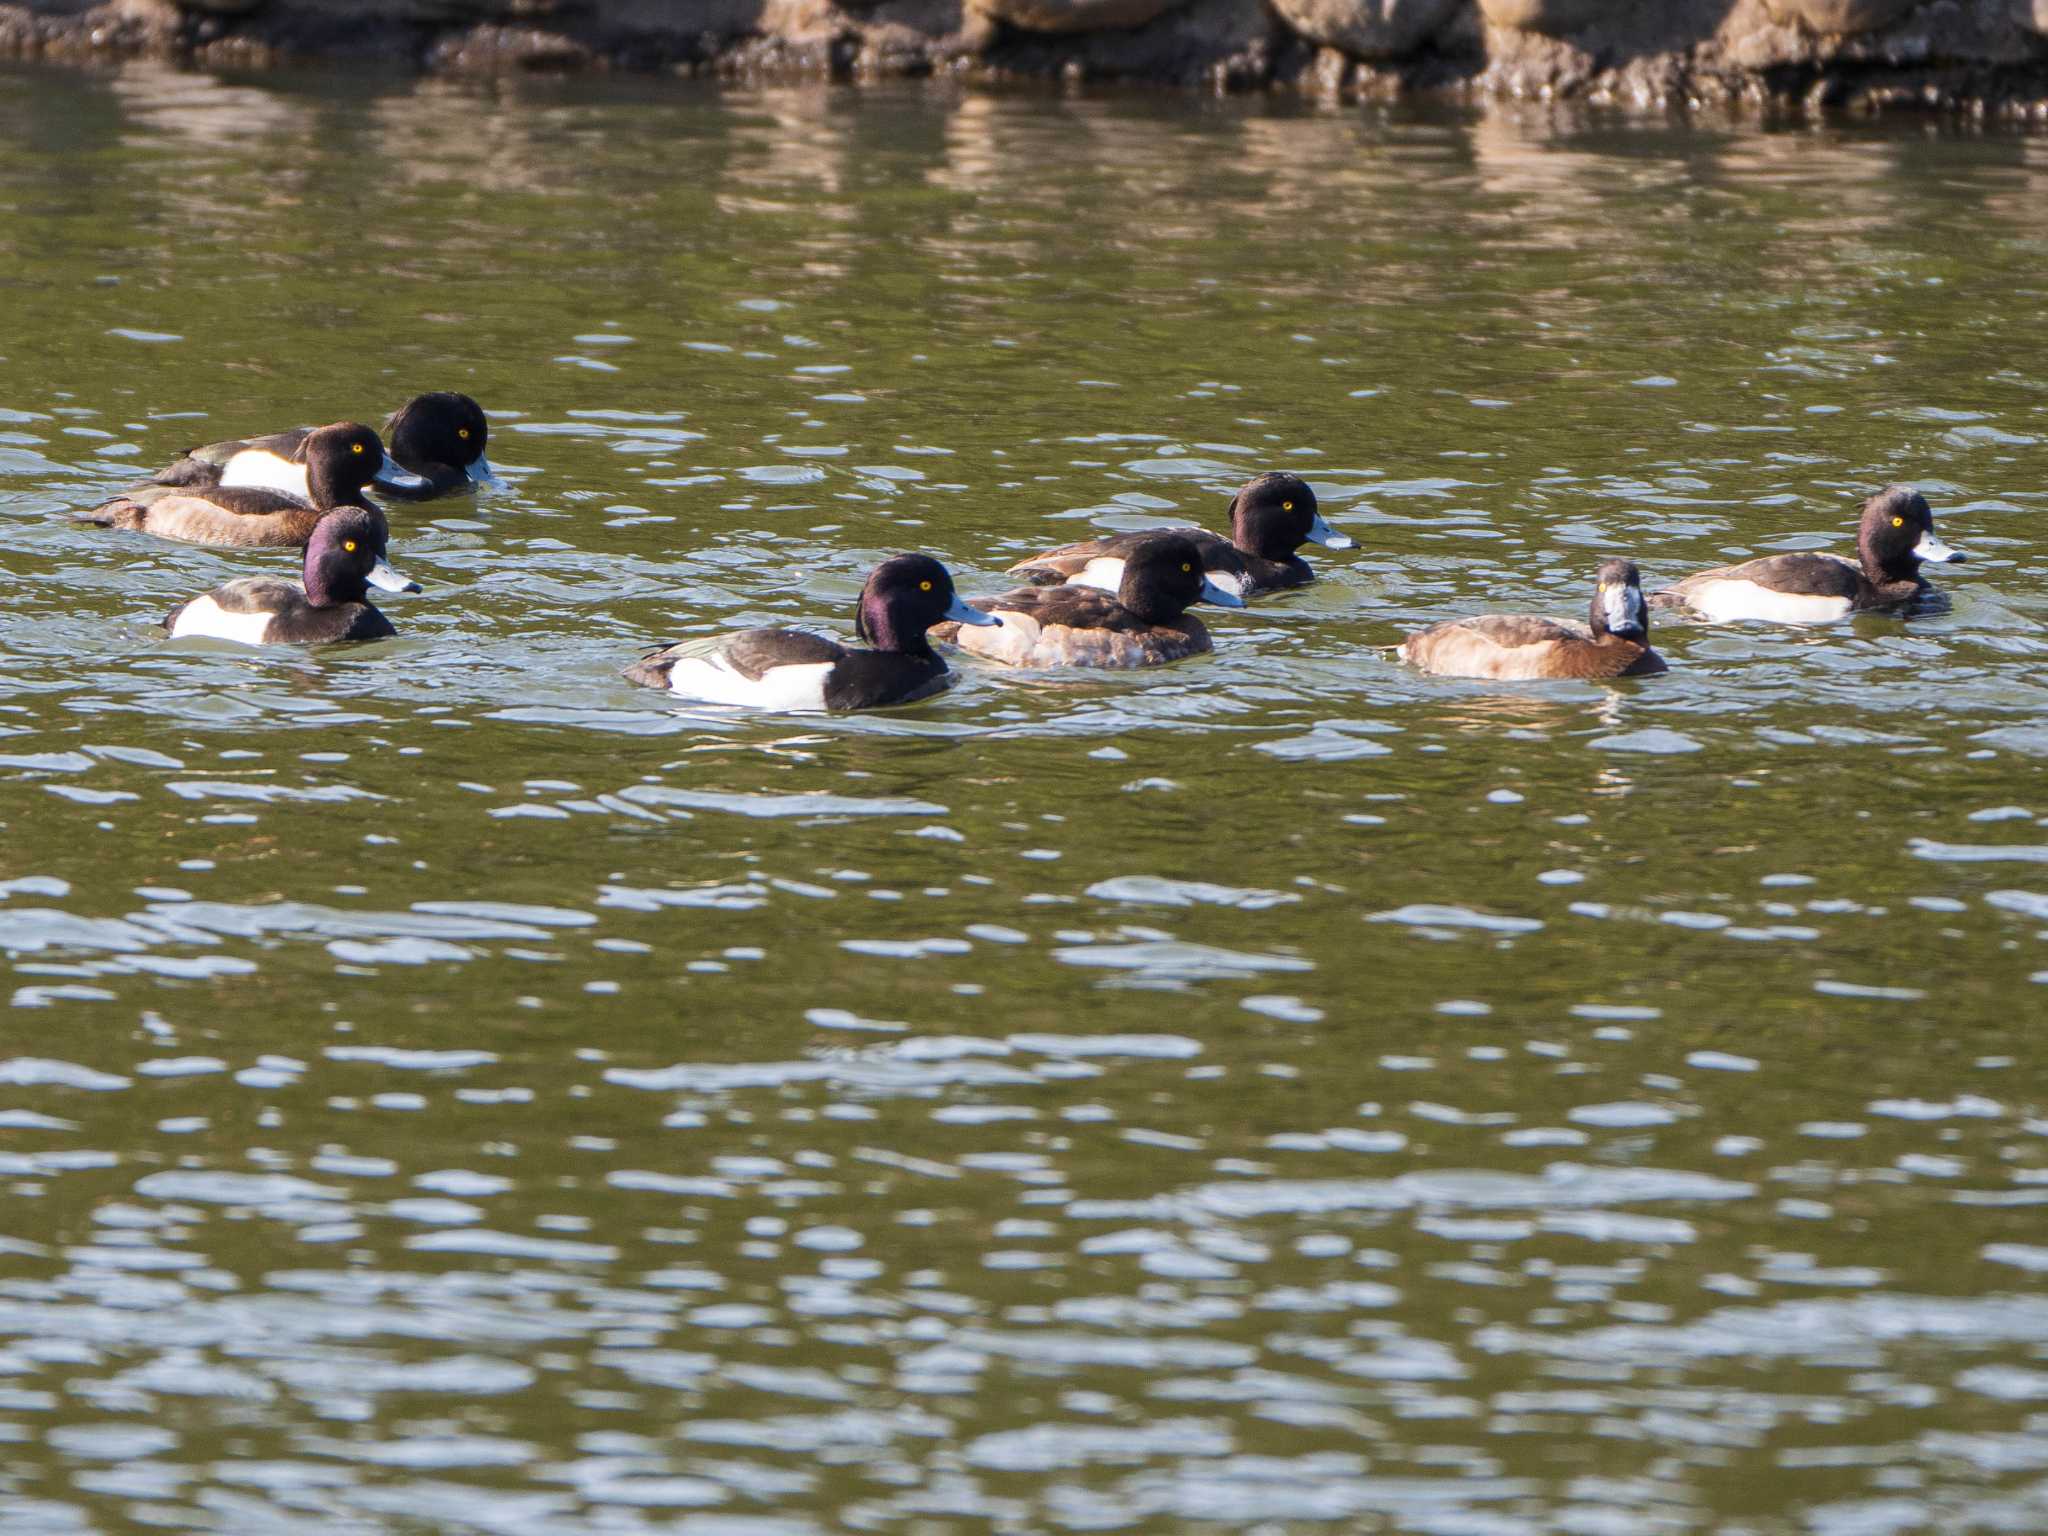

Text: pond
xmin=2 ymin=60 xmax=2047 ymax=1533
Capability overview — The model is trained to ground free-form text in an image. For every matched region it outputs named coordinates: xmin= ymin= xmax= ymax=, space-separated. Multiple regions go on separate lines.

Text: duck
xmin=163 ymin=506 xmax=421 ymax=646
xmin=933 ymin=533 xmax=1245 ymax=669
xmin=145 ymin=391 xmax=494 ymax=502
xmin=81 ymin=422 xmax=398 ymax=549
xmin=1398 ymin=558 xmax=1666 ymax=681
xmin=624 ymin=554 xmax=998 ymax=712
xmin=1005 ymin=471 xmax=1353 ymax=600
xmin=1651 ymin=487 xmax=1964 ymax=623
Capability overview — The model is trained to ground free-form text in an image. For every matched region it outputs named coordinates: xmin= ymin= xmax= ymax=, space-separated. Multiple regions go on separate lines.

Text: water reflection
xmin=3 ymin=60 xmax=2048 ymax=1535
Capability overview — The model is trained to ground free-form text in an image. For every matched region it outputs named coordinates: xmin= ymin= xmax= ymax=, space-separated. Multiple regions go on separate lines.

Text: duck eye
xmin=458 ymin=428 xmax=470 ymax=440
xmin=919 ymin=580 xmax=932 ymax=592
xmin=343 ymin=540 xmax=357 ymax=553
xmin=1281 ymin=501 xmax=1294 ymax=511
xmin=1892 ymin=516 xmax=1904 ymax=527
xmin=351 ymin=442 xmax=364 ymax=454
xmin=1181 ymin=562 xmax=1193 ymax=573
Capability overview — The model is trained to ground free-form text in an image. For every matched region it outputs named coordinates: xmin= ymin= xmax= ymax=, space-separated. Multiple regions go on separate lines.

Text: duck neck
xmin=1861 ymin=541 xmax=1922 ymax=588
xmin=307 ymin=460 xmax=370 ymax=511
xmin=1230 ymin=498 xmax=1290 ymax=561
xmin=860 ymin=597 xmax=932 ymax=659
xmin=303 ymin=552 xmax=366 ymax=610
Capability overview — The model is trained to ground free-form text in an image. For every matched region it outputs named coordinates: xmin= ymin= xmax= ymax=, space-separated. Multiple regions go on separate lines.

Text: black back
xmin=823 ymin=648 xmax=951 ymax=710
xmin=978 ymin=584 xmax=1160 ymax=633
xmin=720 ymin=628 xmax=846 ymax=678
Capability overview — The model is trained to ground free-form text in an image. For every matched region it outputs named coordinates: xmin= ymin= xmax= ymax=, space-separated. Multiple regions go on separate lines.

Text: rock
xmin=1477 ymin=0 xmax=1613 ymax=34
xmin=969 ymin=0 xmax=1185 ymax=34
xmin=1265 ymin=0 xmax=1457 ymax=57
xmin=1759 ymin=0 xmax=1919 ymax=33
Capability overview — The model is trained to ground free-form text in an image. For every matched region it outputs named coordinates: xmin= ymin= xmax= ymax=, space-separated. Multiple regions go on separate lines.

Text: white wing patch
xmin=167 ymin=594 xmax=278 ymax=646
xmin=217 ymin=451 xmax=311 ymax=502
xmin=1064 ymin=557 xmax=1125 ymax=594
xmin=662 ymin=651 xmax=834 ymax=712
xmin=1684 ymin=580 xmax=1853 ymax=624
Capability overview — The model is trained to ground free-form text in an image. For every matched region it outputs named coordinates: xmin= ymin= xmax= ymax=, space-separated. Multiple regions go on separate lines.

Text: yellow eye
xmin=343 ymin=540 xmax=357 ymax=553
xmin=919 ymin=580 xmax=932 ymax=591
xmin=1282 ymin=501 xmax=1294 ymax=511
xmin=1182 ymin=563 xmax=1193 ymax=573
xmin=351 ymin=442 xmax=364 ymax=454
xmin=458 ymin=428 xmax=470 ymax=440
xmin=1891 ymin=516 xmax=1904 ymax=528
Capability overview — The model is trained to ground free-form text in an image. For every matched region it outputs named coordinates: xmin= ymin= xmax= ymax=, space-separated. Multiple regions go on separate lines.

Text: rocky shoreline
xmin=6 ymin=0 xmax=2048 ymax=111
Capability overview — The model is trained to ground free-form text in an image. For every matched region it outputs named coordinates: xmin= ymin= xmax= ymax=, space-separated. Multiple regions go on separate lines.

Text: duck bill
xmin=1914 ymin=530 xmax=1963 ymax=564
xmin=1306 ymin=511 xmax=1355 ymax=550
xmin=373 ymin=459 xmax=431 ymax=492
xmin=1198 ymin=576 xmax=1246 ymax=609
xmin=367 ymin=559 xmax=423 ymax=595
xmin=944 ymin=594 xmax=1000 ymax=627
xmin=466 ymin=454 xmax=501 ymax=487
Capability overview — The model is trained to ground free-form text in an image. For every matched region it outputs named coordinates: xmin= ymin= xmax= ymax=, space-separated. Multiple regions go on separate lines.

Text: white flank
xmin=1064 ymin=557 xmax=1126 ymax=594
xmin=216 ymin=451 xmax=311 ymax=501
xmin=1685 ymin=580 xmax=1853 ymax=625
xmin=664 ymin=653 xmax=834 ymax=712
xmin=168 ymin=594 xmax=277 ymax=646
xmin=954 ymin=610 xmax=1045 ymax=667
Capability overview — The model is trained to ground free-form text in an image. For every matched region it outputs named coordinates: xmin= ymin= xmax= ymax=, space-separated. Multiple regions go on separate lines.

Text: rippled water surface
xmin=4 ymin=61 xmax=2048 ymax=1533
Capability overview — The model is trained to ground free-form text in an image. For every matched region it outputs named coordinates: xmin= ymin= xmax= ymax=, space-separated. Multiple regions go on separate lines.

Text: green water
xmin=4 ymin=59 xmax=2048 ymax=1533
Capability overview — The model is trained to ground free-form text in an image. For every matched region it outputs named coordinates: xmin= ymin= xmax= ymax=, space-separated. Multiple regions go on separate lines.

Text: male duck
xmin=83 ymin=422 xmax=398 ymax=548
xmin=934 ymin=533 xmax=1244 ymax=669
xmin=164 ymin=506 xmax=420 ymax=646
xmin=147 ymin=391 xmax=494 ymax=502
xmin=1652 ymin=487 xmax=1964 ymax=623
xmin=1006 ymin=471 xmax=1353 ymax=600
xmin=1399 ymin=558 xmax=1666 ymax=680
xmin=624 ymin=554 xmax=997 ymax=712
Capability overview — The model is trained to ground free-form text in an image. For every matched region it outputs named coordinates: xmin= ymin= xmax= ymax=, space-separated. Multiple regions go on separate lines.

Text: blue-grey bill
xmin=1307 ymin=512 xmax=1355 ymax=550
xmin=467 ymin=454 xmax=500 ymax=486
xmin=945 ymin=594 xmax=1000 ymax=627
xmin=373 ymin=459 xmax=431 ymax=491
xmin=368 ymin=559 xmax=422 ymax=594
xmin=1199 ymin=576 xmax=1247 ymax=609
xmin=1914 ymin=530 xmax=1963 ymax=563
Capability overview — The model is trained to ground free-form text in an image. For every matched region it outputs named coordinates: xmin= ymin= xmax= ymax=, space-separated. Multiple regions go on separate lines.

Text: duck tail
xmin=1006 ymin=562 xmax=1067 ymax=587
xmin=622 ymin=647 xmax=679 ymax=690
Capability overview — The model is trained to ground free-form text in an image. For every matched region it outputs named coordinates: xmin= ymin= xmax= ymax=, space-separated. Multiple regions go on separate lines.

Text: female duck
xmin=84 ymin=422 xmax=398 ymax=548
xmin=624 ymin=554 xmax=997 ymax=712
xmin=1007 ymin=471 xmax=1353 ymax=600
xmin=147 ymin=391 xmax=493 ymax=502
xmin=934 ymin=533 xmax=1244 ymax=669
xmin=164 ymin=506 xmax=420 ymax=646
xmin=1399 ymin=559 xmax=1666 ymax=680
xmin=1653 ymin=487 xmax=1964 ymax=623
